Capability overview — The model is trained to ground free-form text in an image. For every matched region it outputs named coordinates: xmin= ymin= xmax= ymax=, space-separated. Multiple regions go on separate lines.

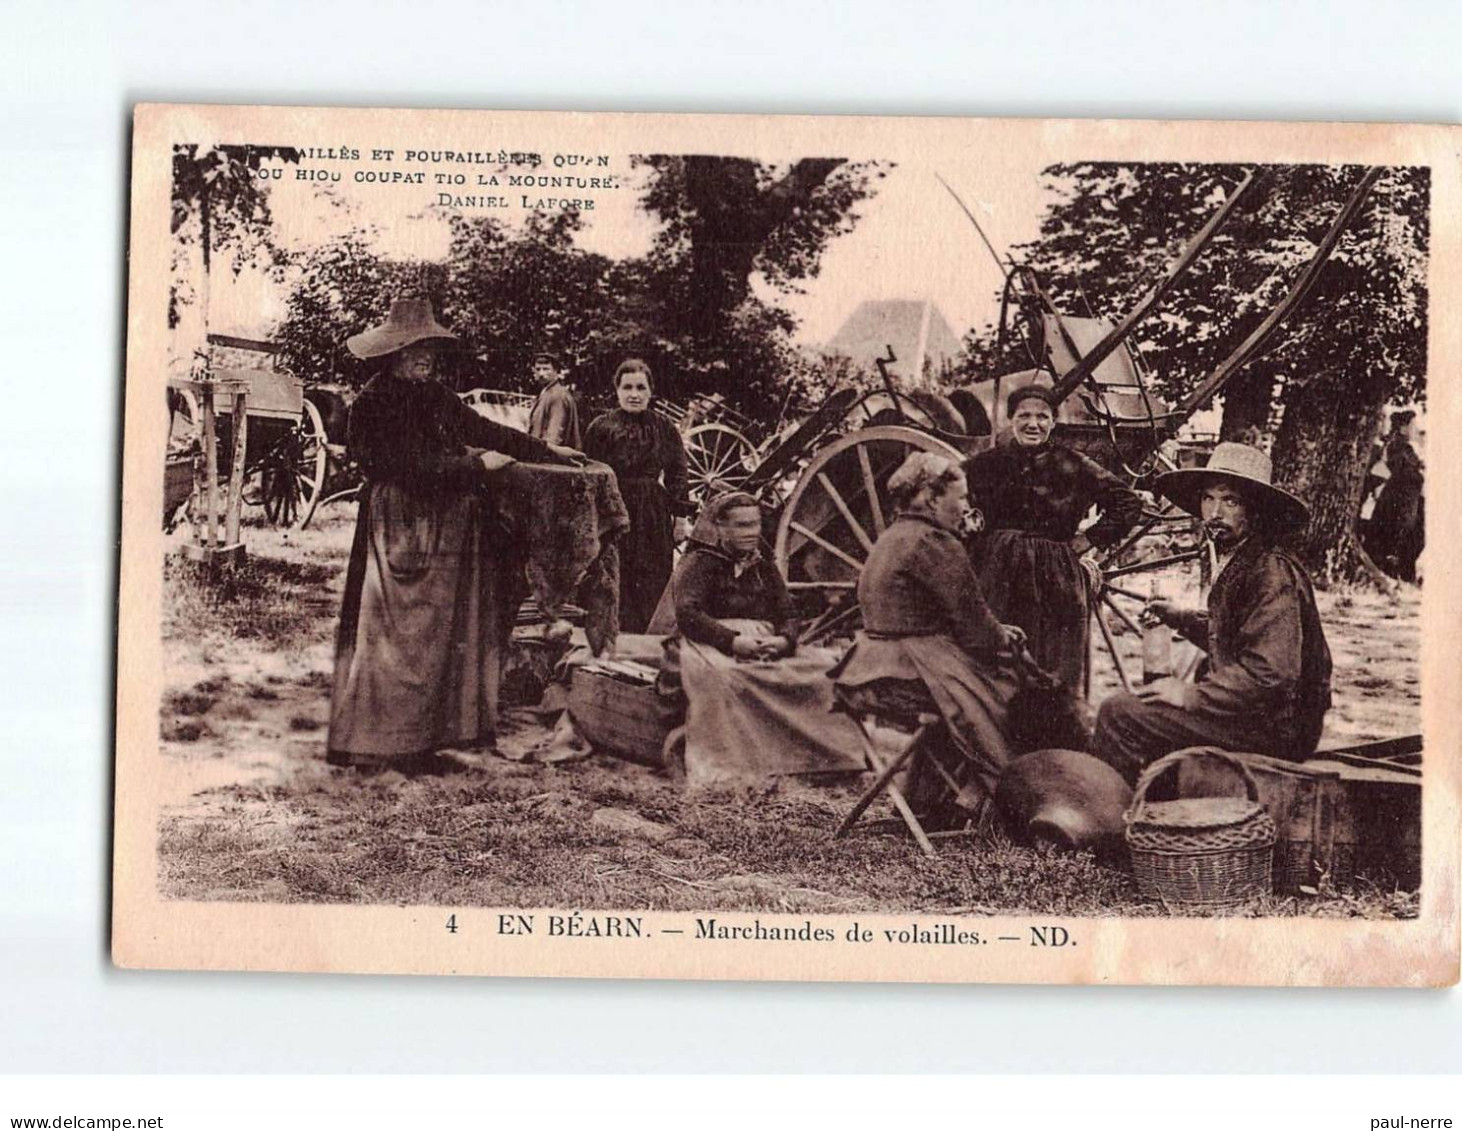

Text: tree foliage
xmin=633 ymin=155 xmax=888 ymax=408
xmin=273 ymin=155 xmax=888 ymax=416
xmin=996 ymin=162 xmax=1428 ymax=423
xmin=272 ymin=227 xmax=442 ymax=383
xmin=169 ymin=144 xmax=299 ymax=328
xmin=982 ymin=160 xmax=1430 ymax=584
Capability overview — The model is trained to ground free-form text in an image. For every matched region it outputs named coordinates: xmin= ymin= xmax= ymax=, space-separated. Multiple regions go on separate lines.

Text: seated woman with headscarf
xmin=664 ymin=491 xmax=796 ymax=670
xmin=830 ymin=452 xmax=1026 ymax=821
xmin=656 ymin=491 xmax=866 ymax=784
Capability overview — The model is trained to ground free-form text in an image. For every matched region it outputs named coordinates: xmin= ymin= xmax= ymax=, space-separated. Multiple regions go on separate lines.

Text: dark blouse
xmin=961 ymin=440 xmax=1142 ymax=546
xmin=582 ymin=409 xmax=694 ymax=516
xmin=670 ymin=544 xmax=795 ymax=654
xmin=1167 ymin=537 xmax=1333 ymax=754
xmin=348 ymin=373 xmax=556 ymax=487
xmin=1384 ymin=435 xmax=1424 ymax=488
xmin=857 ymin=514 xmax=1007 ymax=657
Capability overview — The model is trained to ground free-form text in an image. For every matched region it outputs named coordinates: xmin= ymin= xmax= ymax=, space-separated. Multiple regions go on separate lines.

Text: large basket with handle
xmin=1124 ymin=747 xmax=1276 ymax=910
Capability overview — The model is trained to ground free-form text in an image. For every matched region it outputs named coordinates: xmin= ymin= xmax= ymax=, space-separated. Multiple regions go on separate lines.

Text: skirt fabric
xmin=615 ymin=476 xmax=675 ymax=634
xmin=830 ymin=632 xmax=1020 ymax=804
xmin=668 ymin=620 xmax=867 ymax=785
xmin=328 ymin=481 xmax=518 ymax=762
xmin=977 ymin=529 xmax=1090 ymax=690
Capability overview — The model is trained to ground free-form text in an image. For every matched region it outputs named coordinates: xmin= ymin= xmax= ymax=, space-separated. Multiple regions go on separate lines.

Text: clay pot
xmin=995 ymin=748 xmax=1134 ymax=855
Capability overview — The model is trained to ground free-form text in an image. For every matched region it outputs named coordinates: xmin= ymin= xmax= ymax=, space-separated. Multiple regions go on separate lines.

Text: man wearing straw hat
xmin=1091 ymin=442 xmax=1333 ymax=784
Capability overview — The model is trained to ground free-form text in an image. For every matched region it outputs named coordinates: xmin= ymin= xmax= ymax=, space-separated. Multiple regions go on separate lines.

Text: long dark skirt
xmin=328 ymin=481 xmax=517 ymax=763
xmin=616 ymin=476 xmax=674 ymax=634
xmin=977 ymin=529 xmax=1089 ymax=691
xmin=1367 ymin=480 xmax=1424 ymax=582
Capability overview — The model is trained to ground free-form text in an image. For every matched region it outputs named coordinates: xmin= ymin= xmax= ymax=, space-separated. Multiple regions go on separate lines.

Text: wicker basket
xmin=1125 ymin=747 xmax=1276 ymax=910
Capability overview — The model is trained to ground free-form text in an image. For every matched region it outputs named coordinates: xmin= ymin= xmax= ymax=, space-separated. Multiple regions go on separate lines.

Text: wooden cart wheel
xmin=257 ymin=398 xmax=329 ymax=528
xmin=1086 ymin=497 xmax=1205 ymax=694
xmin=774 ymin=426 xmax=961 ymax=614
xmin=684 ymin=422 xmax=758 ymax=502
xmin=163 ymin=387 xmax=203 ymax=530
xmin=167 ymin=386 xmax=202 ymax=448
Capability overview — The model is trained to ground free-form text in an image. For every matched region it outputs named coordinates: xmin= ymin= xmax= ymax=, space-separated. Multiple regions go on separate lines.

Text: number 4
xmin=446 ymin=914 xmax=458 ymax=934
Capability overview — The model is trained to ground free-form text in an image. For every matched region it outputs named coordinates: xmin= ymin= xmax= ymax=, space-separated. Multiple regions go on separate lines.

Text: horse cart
xmin=736 ymin=166 xmax=1384 ymax=696
xmin=165 ymin=334 xmax=346 ymax=534
xmin=653 ymin=391 xmax=789 ymax=505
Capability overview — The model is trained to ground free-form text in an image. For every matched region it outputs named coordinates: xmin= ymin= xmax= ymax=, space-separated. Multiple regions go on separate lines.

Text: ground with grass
xmin=155 ymin=507 xmax=1422 ymax=919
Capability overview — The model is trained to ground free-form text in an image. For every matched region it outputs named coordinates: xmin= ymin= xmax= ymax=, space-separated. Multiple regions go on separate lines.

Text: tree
xmin=275 ymin=209 xmax=635 ymax=403
xmin=441 ymin=209 xmax=626 ymax=394
xmin=170 ymin=144 xmax=299 ymax=328
xmin=635 ymin=155 xmax=888 ymax=409
xmin=273 ymin=156 xmax=888 ymax=422
xmin=1004 ymin=161 xmax=1428 ymax=585
xmin=1267 ymin=167 xmax=1429 ymax=583
xmin=273 ymin=227 xmax=444 ymax=385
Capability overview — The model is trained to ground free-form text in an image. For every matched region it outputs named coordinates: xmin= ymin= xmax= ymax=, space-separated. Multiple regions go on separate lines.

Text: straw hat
xmin=346 ymin=299 xmax=458 ymax=360
xmin=1153 ymin=442 xmax=1309 ymax=531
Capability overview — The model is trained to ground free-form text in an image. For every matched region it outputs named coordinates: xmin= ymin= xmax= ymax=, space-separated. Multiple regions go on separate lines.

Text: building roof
xmin=824 ymin=299 xmax=963 ymax=378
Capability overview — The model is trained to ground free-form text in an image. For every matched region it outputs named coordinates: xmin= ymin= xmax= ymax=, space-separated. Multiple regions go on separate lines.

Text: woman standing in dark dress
xmin=1367 ymin=410 xmax=1425 ymax=582
xmin=582 ymin=358 xmax=693 ymax=633
xmin=961 ymin=384 xmax=1142 ymax=691
xmin=327 ymin=299 xmax=574 ymax=771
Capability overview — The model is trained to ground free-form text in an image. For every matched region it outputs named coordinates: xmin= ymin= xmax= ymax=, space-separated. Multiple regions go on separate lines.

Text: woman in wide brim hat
xmin=344 ymin=297 xmax=460 ymax=359
xmin=1151 ymin=441 xmax=1310 ymax=534
xmin=328 ymin=299 xmax=568 ymax=772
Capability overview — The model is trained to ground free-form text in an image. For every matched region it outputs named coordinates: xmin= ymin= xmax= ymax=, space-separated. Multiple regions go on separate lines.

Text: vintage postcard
xmin=115 ymin=103 xmax=1459 ymax=985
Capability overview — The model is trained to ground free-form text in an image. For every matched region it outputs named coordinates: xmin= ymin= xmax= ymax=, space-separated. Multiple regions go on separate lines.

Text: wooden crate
xmin=566 ymin=666 xmax=677 ymax=769
xmin=1305 ymin=756 xmax=1422 ymax=890
xmin=1178 ymin=749 xmax=1422 ymax=893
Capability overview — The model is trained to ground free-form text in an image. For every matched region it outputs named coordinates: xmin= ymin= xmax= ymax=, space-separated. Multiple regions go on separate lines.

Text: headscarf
xmin=1006 ymin=383 xmax=1060 ymax=418
xmin=887 ymin=451 xmax=962 ymax=515
xmin=689 ymin=490 xmax=764 ymax=574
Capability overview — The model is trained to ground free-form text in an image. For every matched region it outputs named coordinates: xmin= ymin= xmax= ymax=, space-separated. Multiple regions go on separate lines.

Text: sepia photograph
xmin=114 ymin=105 xmax=1458 ymax=985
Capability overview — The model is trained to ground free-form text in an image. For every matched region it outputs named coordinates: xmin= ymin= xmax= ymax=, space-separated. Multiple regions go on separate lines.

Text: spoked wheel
xmin=775 ymin=426 xmax=960 ymax=643
xmin=685 ymin=423 xmax=758 ymax=503
xmin=253 ymin=399 xmax=329 ymax=528
xmin=1086 ymin=495 xmax=1206 ymax=692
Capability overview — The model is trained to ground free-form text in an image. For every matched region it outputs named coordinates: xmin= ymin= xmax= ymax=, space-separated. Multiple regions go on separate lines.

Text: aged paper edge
xmin=114 ymin=103 xmax=1462 ymax=986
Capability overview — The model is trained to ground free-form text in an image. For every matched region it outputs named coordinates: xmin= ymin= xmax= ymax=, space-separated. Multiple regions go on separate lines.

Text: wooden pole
xmin=189 ymin=397 xmax=204 ymax=548
xmin=198 ymin=154 xmax=218 ymax=551
xmin=225 ymin=389 xmax=248 ymax=547
xmin=1050 ymin=171 xmax=1258 ymax=405
xmin=201 ymin=383 xmax=218 ymax=548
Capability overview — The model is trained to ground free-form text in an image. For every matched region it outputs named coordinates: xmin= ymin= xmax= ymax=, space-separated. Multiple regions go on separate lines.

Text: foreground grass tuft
xmin=163 ymin=553 xmax=338 ymax=649
xmin=158 ymin=759 xmax=1418 ymax=919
